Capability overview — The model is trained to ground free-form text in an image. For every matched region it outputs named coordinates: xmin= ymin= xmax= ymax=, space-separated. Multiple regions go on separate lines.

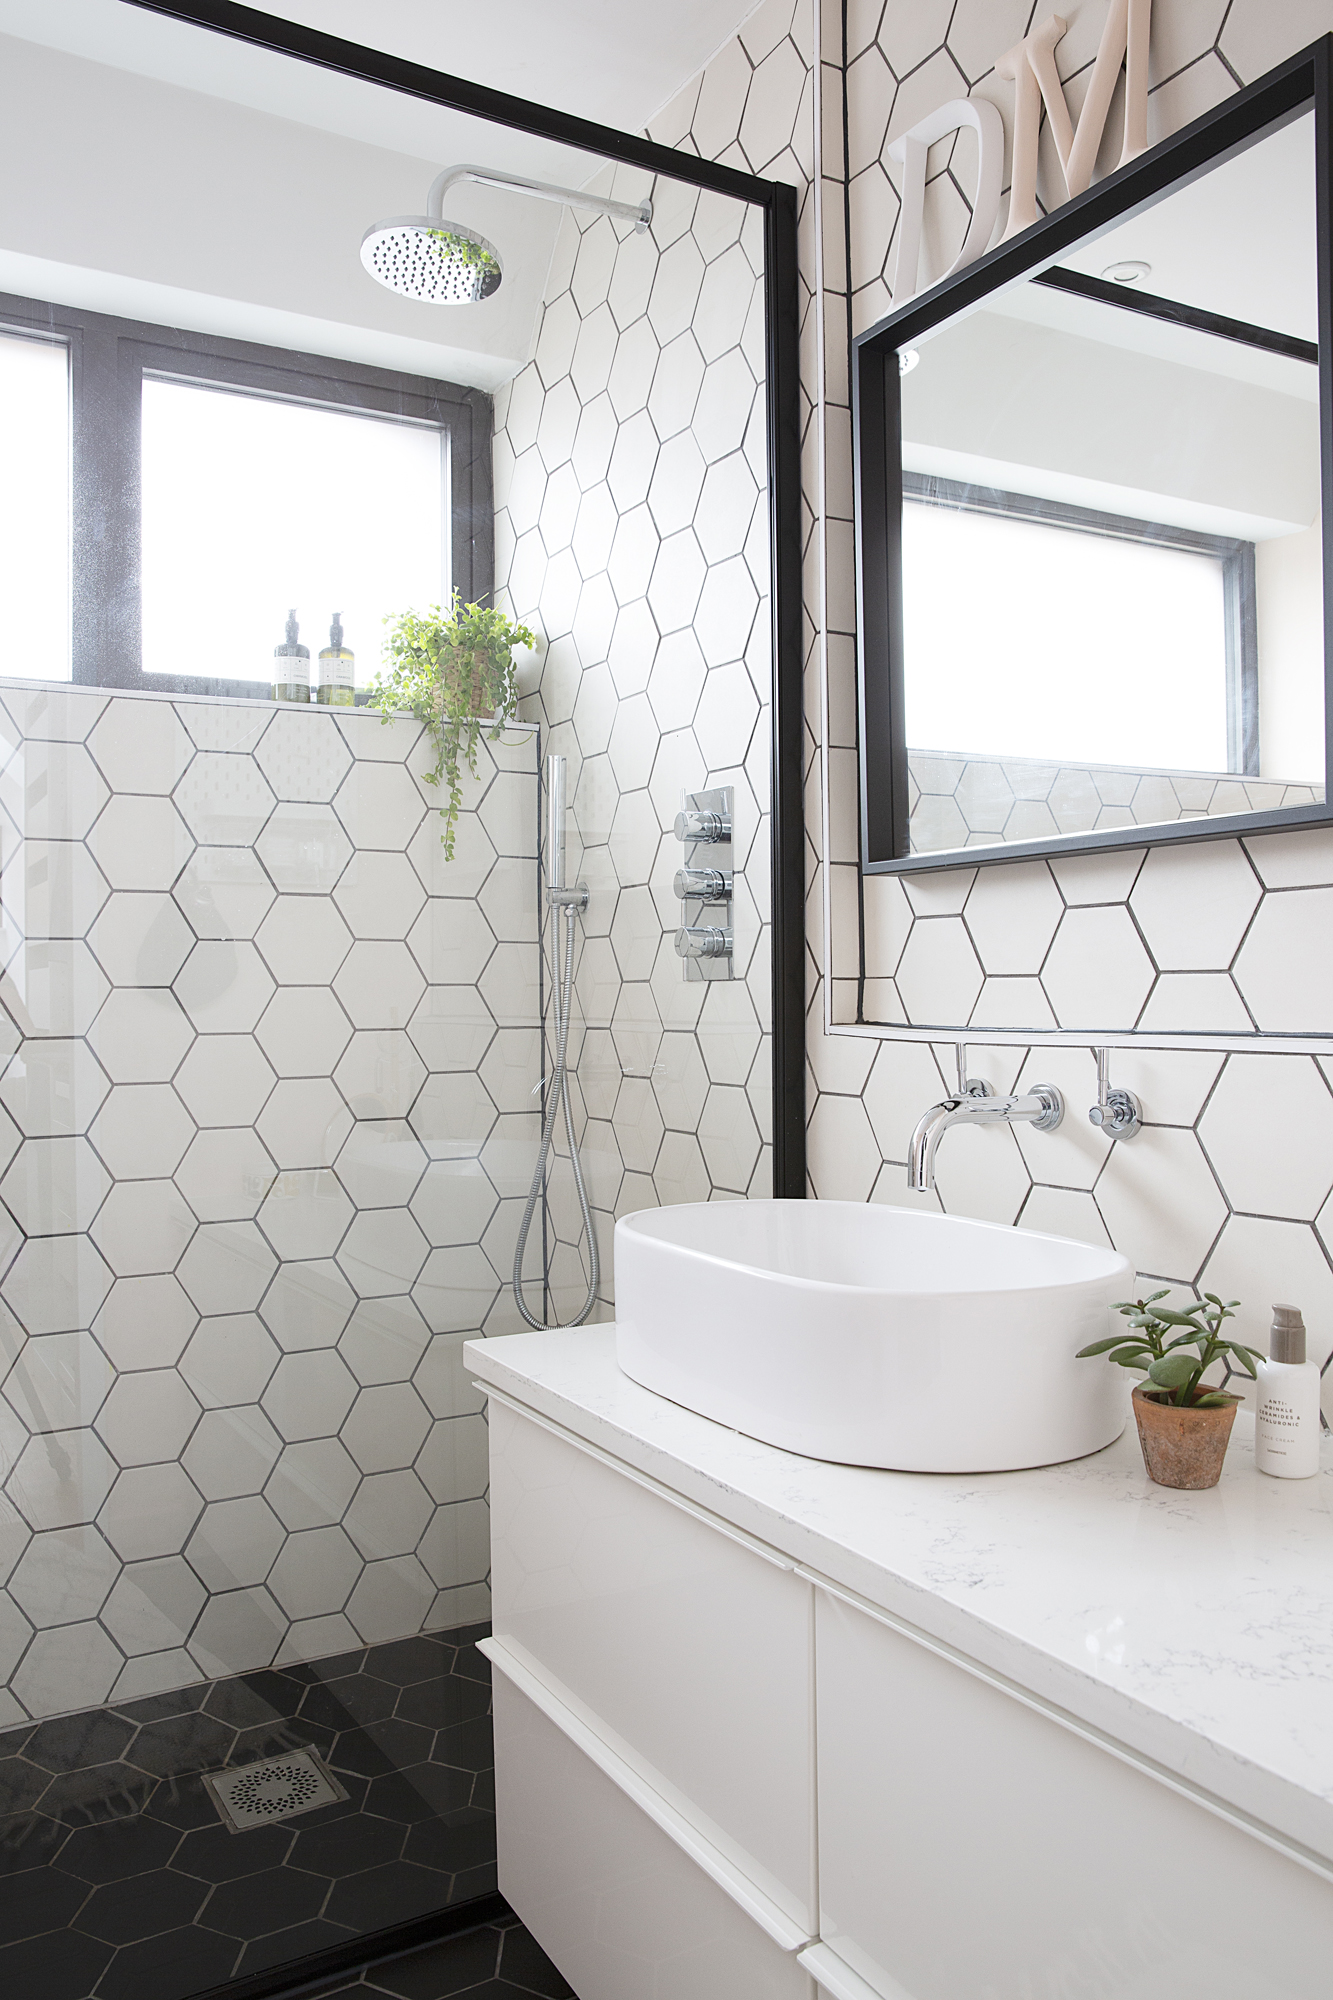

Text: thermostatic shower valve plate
xmin=203 ymin=1748 xmax=347 ymax=1833
xmin=674 ymin=786 xmax=735 ymax=981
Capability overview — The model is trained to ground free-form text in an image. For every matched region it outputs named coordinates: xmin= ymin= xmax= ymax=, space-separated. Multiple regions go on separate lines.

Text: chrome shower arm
xmin=427 ymin=164 xmax=652 ymax=232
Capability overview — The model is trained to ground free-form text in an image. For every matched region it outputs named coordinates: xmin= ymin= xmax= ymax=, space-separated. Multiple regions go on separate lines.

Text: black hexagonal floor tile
xmin=364 ymin=1636 xmax=455 ymax=1687
xmin=287 ymin=1808 xmax=406 ymax=1881
xmin=170 ymin=1817 xmax=293 ymax=1884
xmin=0 ymin=1923 xmax=112 ymax=1999
xmin=55 ymin=1810 xmax=182 ymax=1884
xmin=91 ymin=1922 xmax=239 ymax=2000
xmin=0 ymin=1862 xmax=88 ymax=1943
xmin=322 ymin=1858 xmax=448 ymax=1933
xmin=203 ymin=1861 xmax=330 ymax=1940
xmin=24 ymin=1710 xmax=137 ymax=1775
xmin=75 ymin=1864 xmax=207 ymax=1944
xmin=0 ymin=1758 xmax=48 ymax=1817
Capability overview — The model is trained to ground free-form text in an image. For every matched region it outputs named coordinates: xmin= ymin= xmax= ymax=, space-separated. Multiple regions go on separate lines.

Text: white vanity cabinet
xmin=468 ymin=1332 xmax=1333 ymax=2000
xmin=812 ymin=1589 xmax=1333 ymax=2000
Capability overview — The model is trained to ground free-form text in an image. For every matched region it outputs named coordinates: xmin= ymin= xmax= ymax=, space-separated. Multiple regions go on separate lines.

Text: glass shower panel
xmin=0 ymin=4 xmax=591 ymax=1988
xmin=495 ymin=169 xmax=774 ymax=1330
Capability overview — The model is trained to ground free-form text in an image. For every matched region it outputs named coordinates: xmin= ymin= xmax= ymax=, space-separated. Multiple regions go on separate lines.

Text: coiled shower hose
xmin=511 ymin=898 xmax=599 ymax=1329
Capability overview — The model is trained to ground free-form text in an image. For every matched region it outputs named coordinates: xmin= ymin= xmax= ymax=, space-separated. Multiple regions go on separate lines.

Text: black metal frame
xmin=854 ymin=36 xmax=1333 ymax=874
xmin=118 ymin=1 xmax=805 ymax=1209
xmin=0 ymin=290 xmax=488 ymax=699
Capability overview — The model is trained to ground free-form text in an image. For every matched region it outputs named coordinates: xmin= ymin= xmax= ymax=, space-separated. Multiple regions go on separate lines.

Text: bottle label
xmin=318 ymin=654 xmax=355 ymax=689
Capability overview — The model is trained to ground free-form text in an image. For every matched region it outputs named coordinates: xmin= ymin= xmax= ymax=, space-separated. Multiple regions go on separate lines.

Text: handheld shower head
xmin=362 ymin=164 xmax=651 ymax=307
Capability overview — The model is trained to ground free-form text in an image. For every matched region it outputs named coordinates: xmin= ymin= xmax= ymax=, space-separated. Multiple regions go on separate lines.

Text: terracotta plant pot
xmin=1131 ymin=1384 xmax=1238 ymax=1490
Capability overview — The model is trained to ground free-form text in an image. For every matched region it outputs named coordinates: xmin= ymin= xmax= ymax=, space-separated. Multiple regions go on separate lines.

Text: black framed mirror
xmin=854 ymin=37 xmax=1333 ymax=876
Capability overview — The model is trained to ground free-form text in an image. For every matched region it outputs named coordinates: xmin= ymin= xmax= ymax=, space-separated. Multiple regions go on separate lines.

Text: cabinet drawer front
xmin=488 ymin=1396 xmax=815 ymax=1928
xmin=494 ymin=1666 xmax=814 ymax=2000
xmin=816 ymin=1592 xmax=1333 ymax=2000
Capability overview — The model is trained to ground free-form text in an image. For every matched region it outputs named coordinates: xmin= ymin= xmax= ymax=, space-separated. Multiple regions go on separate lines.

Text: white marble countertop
xmin=465 ymin=1325 xmax=1333 ymax=1871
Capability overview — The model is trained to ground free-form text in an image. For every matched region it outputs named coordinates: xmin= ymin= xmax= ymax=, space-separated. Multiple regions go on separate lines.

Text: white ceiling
xmin=241 ymin=0 xmax=762 ymax=130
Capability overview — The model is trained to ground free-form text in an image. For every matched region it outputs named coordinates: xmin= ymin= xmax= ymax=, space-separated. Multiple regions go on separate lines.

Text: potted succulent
xmin=1078 ymin=1290 xmax=1260 ymax=1490
xmin=368 ymin=593 xmax=535 ymax=858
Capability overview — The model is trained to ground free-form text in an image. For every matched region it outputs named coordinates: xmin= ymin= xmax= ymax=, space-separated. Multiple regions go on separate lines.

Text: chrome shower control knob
xmin=675 ymin=925 xmax=733 ymax=959
xmin=674 ymin=809 xmax=732 ymax=843
xmin=1089 ymin=1087 xmax=1142 ymax=1140
xmin=673 ymin=867 xmax=733 ymax=902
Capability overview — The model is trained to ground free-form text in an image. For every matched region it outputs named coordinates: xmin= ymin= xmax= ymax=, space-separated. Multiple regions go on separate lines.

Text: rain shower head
xmin=360 ymin=217 xmax=503 ymax=303
xmin=361 ymin=164 xmax=651 ymax=306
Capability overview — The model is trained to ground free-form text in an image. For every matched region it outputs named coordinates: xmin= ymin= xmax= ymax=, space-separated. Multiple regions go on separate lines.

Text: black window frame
xmin=901 ymin=471 xmax=1259 ymax=789
xmin=853 ymin=36 xmax=1333 ymax=874
xmin=0 ymin=288 xmax=491 ymax=699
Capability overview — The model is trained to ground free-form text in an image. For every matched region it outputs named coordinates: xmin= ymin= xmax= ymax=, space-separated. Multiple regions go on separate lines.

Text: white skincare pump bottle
xmin=1254 ymin=1304 xmax=1321 ymax=1479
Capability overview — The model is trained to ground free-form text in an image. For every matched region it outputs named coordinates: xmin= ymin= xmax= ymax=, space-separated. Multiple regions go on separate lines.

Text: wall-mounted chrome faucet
xmin=674 ymin=787 xmax=734 ymax=979
xmin=908 ymin=1043 xmax=1064 ymax=1192
xmin=1088 ymin=1048 xmax=1142 ymax=1140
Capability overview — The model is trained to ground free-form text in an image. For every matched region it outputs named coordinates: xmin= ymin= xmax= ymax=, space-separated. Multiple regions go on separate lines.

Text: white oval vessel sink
xmin=614 ymin=1200 xmax=1133 ymax=1472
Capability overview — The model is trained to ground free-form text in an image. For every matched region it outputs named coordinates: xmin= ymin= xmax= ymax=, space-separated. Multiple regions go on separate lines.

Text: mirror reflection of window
xmin=0 ymin=329 xmax=69 ymax=679
xmin=897 ymin=109 xmax=1324 ymax=855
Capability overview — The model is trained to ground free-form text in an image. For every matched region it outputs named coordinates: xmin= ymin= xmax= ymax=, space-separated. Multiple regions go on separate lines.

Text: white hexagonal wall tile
xmin=10 ymin=1523 xmax=120 ymax=1628
xmin=1198 ymin=1055 xmax=1333 ymax=1221
xmin=103 ymin=1553 xmax=206 ymax=1658
xmin=2 ymin=1326 xmax=112 ymax=1440
xmin=187 ymin=1585 xmax=285 ymax=1678
xmin=97 ymin=1461 xmax=202 ymax=1560
xmin=697 ymin=1083 xmax=760 ymax=1193
xmin=179 ymin=1408 xmax=280 ymax=1504
xmin=346 ymin=1552 xmax=436 ymax=1643
xmin=337 ymin=1208 xmax=430 ymax=1299
xmin=1095 ymin=1126 xmax=1227 ymax=1281
xmin=173 ymin=846 xmax=276 ymax=941
xmin=478 ymin=943 xmax=541 ymax=1033
xmin=961 ymin=862 xmax=1063 ymax=977
xmin=87 ymin=698 xmax=193 ymax=795
xmin=87 ymin=794 xmax=194 ymax=892
xmin=7 ymin=1422 xmax=117 ymax=1530
xmin=1 ymin=942 xmax=109 ymax=1042
xmin=1234 ymin=890 xmax=1333 ymax=1032
xmin=2 ymin=742 xmax=108 ymax=841
xmin=407 ymin=988 xmax=495 ymax=1077
xmin=694 ymin=558 xmax=759 ymax=667
xmin=806 ymin=1092 xmax=886 ymax=1201
xmin=173 ymin=753 xmax=276 ymax=847
xmin=90 ymin=1179 xmax=195 ymax=1278
xmin=606 ymin=408 xmax=660 ymax=513
xmin=85 ymin=891 xmax=194 ymax=991
xmin=255 ymin=710 xmax=353 ymax=804
xmin=648 ymin=330 xmax=705 ymax=439
xmin=1040 ymin=906 xmax=1156 ymax=1030
xmin=895 ymin=918 xmax=983 ymax=1025
xmin=0 ymin=1040 xmax=111 ymax=1135
xmin=88 ymin=1083 xmax=195 ymax=1182
xmin=342 ymin=1468 xmax=433 ymax=1561
xmin=254 ymin=988 xmax=353 ymax=1080
xmin=255 ymin=802 xmax=352 ymax=894
xmin=334 ymin=1122 xmax=427 ymax=1216
xmin=17 ymin=840 xmax=109 ymax=941
xmin=255 ymin=1258 xmax=354 ymax=1355
xmin=176 ymin=1221 xmax=277 ymax=1316
xmin=693 ymin=351 xmax=756 ymax=464
xmin=694 ymin=452 xmax=758 ymax=565
xmin=175 ymin=1128 xmax=276 ymax=1223
xmin=1202 ymin=1214 xmax=1333 ymax=1370
xmin=417 ymin=1500 xmax=490 ymax=1595
xmin=96 ymin=1369 xmax=200 ymax=1468
xmin=412 ymin=1245 xmax=501 ymax=1333
xmin=179 ymin=1313 xmax=279 ymax=1409
xmin=11 ymin=1621 xmax=121 ymax=1716
xmin=92 ymin=1274 xmax=198 ymax=1371
xmin=1130 ymin=841 xmax=1262 ymax=970
xmin=607 ymin=505 xmax=659 ymax=604
xmin=253 ymin=896 xmax=352 ymax=985
xmin=264 ymin=1437 xmax=359 ymax=1531
xmin=336 ymin=1294 xmax=432 ymax=1389
xmin=185 ymin=1495 xmax=284 ymax=1592
xmin=3 ymin=1235 xmax=113 ymax=1336
xmin=341 ymin=1382 xmax=432 ymax=1475
xmin=334 ymin=941 xmax=427 ymax=1030
xmin=174 ymin=940 xmax=274 ymax=1035
xmin=248 ymin=1090 xmax=353 ymax=1198
xmin=255 ymin=1168 xmax=352 ymax=1268
xmin=261 ymin=1346 xmax=358 ymax=1445
xmin=333 ymin=852 xmax=428 ymax=944
xmin=174 ymin=1037 xmax=275 ymax=1128
xmin=0 ymin=1136 xmax=110 ymax=1235
xmin=88 ymin=989 xmax=194 ymax=1084
xmin=410 ymin=1159 xmax=499 ymax=1250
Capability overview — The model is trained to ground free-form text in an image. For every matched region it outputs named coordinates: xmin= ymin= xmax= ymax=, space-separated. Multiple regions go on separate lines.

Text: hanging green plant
xmin=369 ymin=594 xmax=535 ymax=858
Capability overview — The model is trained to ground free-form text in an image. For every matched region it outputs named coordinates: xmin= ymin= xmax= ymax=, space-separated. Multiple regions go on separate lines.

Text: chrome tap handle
xmin=673 ymin=867 xmax=732 ymax=903
xmin=674 ymin=808 xmax=732 ymax=844
xmin=1089 ymin=1048 xmax=1141 ymax=1140
xmin=953 ymin=1042 xmax=994 ymax=1102
xmin=675 ymin=925 xmax=732 ymax=960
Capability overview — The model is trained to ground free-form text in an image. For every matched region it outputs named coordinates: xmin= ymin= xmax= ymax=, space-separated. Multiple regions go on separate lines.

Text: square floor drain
xmin=203 ymin=1748 xmax=348 ymax=1833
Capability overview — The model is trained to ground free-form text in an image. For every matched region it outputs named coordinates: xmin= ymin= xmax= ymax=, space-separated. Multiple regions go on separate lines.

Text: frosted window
xmin=903 ymin=501 xmax=1230 ymax=771
xmin=0 ymin=332 xmax=70 ymax=680
xmin=141 ymin=380 xmax=447 ymax=685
